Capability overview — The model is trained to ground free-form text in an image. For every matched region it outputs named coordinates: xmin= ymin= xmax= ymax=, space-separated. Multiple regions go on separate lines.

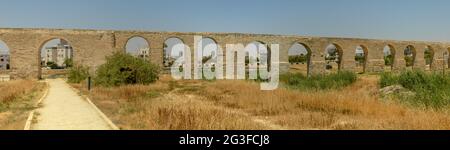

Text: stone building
xmin=0 ymin=53 xmax=9 ymax=70
xmin=137 ymin=48 xmax=150 ymax=59
xmin=43 ymin=41 xmax=73 ymax=68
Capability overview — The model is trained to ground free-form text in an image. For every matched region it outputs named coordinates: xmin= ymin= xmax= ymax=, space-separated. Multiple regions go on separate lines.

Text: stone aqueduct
xmin=1 ymin=28 xmax=450 ymax=79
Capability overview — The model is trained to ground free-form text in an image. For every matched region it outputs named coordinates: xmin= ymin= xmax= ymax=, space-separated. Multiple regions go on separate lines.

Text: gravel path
xmin=32 ymin=79 xmax=113 ymax=130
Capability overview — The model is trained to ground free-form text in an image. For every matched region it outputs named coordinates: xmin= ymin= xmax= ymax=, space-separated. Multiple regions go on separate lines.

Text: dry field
xmin=0 ymin=80 xmax=46 ymax=130
xmin=72 ymin=74 xmax=450 ymax=130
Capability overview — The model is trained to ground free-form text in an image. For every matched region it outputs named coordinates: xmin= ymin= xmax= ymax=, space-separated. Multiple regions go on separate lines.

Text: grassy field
xmin=72 ymin=73 xmax=450 ymax=130
xmin=0 ymin=80 xmax=46 ymax=130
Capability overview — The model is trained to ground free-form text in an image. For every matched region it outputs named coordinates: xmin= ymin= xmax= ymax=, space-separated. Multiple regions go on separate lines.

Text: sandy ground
xmin=32 ymin=79 xmax=112 ymax=130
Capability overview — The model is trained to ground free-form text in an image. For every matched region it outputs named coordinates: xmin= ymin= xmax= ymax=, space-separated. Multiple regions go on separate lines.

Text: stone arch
xmin=197 ymin=37 xmax=219 ymax=72
xmin=383 ymin=45 xmax=395 ymax=71
xmin=38 ymin=37 xmax=74 ymax=79
xmin=198 ymin=37 xmax=219 ymax=64
xmin=247 ymin=41 xmax=271 ymax=72
xmin=424 ymin=45 xmax=434 ymax=71
xmin=0 ymin=39 xmax=11 ymax=71
xmin=355 ymin=45 xmax=368 ymax=73
xmin=124 ymin=36 xmax=150 ymax=59
xmin=325 ymin=43 xmax=343 ymax=73
xmin=404 ymin=45 xmax=416 ymax=69
xmin=288 ymin=42 xmax=312 ymax=76
xmin=163 ymin=37 xmax=186 ymax=68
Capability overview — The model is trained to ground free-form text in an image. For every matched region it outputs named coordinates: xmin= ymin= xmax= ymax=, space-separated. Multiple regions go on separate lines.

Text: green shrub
xmin=281 ymin=71 xmax=357 ymax=90
xmin=380 ymin=70 xmax=450 ymax=109
xmin=379 ymin=72 xmax=398 ymax=88
xmin=289 ymin=55 xmax=308 ymax=64
xmin=384 ymin=55 xmax=394 ymax=66
xmin=94 ymin=52 xmax=160 ymax=86
xmin=67 ymin=65 xmax=90 ymax=83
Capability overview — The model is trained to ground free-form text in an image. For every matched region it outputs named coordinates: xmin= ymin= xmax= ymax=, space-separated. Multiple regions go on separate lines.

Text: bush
xmin=67 ymin=65 xmax=90 ymax=83
xmin=379 ymin=72 xmax=398 ymax=88
xmin=289 ymin=55 xmax=308 ymax=64
xmin=94 ymin=52 xmax=160 ymax=86
xmin=380 ymin=70 xmax=450 ymax=109
xmin=64 ymin=58 xmax=74 ymax=68
xmin=384 ymin=55 xmax=394 ymax=66
xmin=281 ymin=71 xmax=357 ymax=90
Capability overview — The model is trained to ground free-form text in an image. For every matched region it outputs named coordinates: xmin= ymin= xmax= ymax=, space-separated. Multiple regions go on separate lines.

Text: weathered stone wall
xmin=1 ymin=28 xmax=450 ymax=79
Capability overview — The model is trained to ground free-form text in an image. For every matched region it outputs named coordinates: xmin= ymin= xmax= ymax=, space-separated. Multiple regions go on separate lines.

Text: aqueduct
xmin=1 ymin=28 xmax=450 ymax=79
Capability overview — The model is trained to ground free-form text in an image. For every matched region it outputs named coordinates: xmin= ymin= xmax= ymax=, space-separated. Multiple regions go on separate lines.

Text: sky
xmin=2 ymin=0 xmax=450 ymax=53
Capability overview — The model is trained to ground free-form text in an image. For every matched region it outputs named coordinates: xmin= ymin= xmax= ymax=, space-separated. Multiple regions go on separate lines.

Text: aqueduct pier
xmin=1 ymin=28 xmax=450 ymax=79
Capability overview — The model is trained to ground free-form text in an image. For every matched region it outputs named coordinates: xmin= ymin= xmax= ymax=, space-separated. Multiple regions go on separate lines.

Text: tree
xmin=384 ymin=55 xmax=394 ymax=66
xmin=202 ymin=55 xmax=213 ymax=64
xmin=289 ymin=54 xmax=308 ymax=64
xmin=94 ymin=52 xmax=160 ymax=86
xmin=355 ymin=55 xmax=365 ymax=65
xmin=424 ymin=50 xmax=433 ymax=65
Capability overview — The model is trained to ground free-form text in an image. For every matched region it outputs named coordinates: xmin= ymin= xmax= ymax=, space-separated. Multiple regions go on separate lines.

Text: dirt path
xmin=31 ymin=79 xmax=113 ymax=130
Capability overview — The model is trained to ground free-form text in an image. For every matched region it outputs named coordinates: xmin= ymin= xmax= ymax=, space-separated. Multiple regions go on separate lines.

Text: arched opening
xmin=125 ymin=36 xmax=150 ymax=60
xmin=424 ymin=46 xmax=434 ymax=71
xmin=325 ymin=44 xmax=343 ymax=73
xmin=247 ymin=41 xmax=271 ymax=72
xmin=40 ymin=38 xmax=74 ymax=79
xmin=197 ymin=37 xmax=218 ymax=78
xmin=288 ymin=42 xmax=311 ymax=76
xmin=163 ymin=37 xmax=185 ymax=71
xmin=355 ymin=45 xmax=368 ymax=74
xmin=404 ymin=45 xmax=416 ymax=70
xmin=383 ymin=45 xmax=395 ymax=72
xmin=0 ymin=40 xmax=10 ymax=71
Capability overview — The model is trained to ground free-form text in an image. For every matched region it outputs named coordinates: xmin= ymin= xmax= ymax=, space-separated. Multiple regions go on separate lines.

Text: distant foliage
xmin=384 ymin=55 xmax=394 ymax=66
xmin=354 ymin=55 xmax=365 ymax=64
xmin=424 ymin=50 xmax=433 ymax=65
xmin=289 ymin=55 xmax=308 ymax=64
xmin=46 ymin=61 xmax=59 ymax=69
xmin=94 ymin=52 xmax=160 ymax=86
xmin=281 ymin=71 xmax=357 ymax=90
xmin=405 ymin=56 xmax=414 ymax=67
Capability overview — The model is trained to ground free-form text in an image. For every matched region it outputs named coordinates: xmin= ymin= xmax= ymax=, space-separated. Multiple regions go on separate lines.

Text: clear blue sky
xmin=1 ymin=0 xmax=450 ymax=42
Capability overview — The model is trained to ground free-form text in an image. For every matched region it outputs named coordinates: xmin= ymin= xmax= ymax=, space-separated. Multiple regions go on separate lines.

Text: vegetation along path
xmin=31 ymin=79 xmax=114 ymax=130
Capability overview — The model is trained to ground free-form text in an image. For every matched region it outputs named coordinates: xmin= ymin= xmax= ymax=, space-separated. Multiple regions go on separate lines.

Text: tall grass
xmin=380 ymin=70 xmax=450 ymax=108
xmin=0 ymin=80 xmax=45 ymax=129
xmin=281 ymin=71 xmax=357 ymax=90
xmin=0 ymin=80 xmax=37 ymax=110
xmin=72 ymin=74 xmax=450 ymax=130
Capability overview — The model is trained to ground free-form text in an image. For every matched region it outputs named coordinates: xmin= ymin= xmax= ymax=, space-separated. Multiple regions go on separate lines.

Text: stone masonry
xmin=1 ymin=28 xmax=450 ymax=79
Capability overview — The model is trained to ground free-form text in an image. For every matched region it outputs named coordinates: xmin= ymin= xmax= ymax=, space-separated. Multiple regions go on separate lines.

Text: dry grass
xmin=0 ymin=80 xmax=46 ymax=130
xmin=73 ymin=77 xmax=266 ymax=130
xmin=74 ymin=75 xmax=450 ymax=130
xmin=289 ymin=64 xmax=308 ymax=75
xmin=201 ymin=76 xmax=450 ymax=129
